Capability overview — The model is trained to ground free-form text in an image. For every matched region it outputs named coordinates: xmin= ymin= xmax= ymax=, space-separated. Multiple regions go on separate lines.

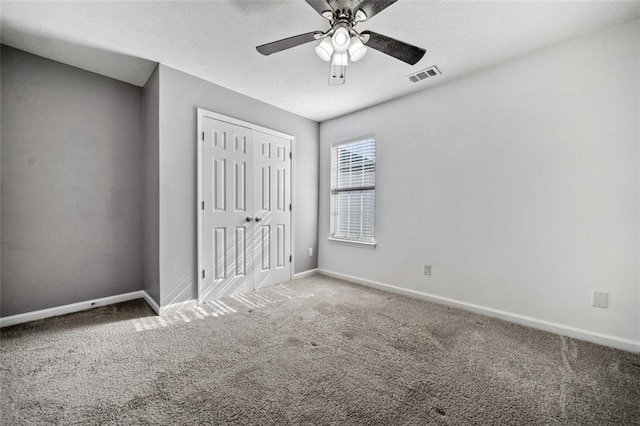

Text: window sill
xmin=328 ymin=237 xmax=377 ymax=249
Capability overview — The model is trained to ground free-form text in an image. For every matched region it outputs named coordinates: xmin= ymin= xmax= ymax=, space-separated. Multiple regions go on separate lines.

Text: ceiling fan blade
xmin=256 ymin=32 xmax=322 ymax=56
xmin=304 ymin=0 xmax=333 ymax=16
xmin=356 ymin=0 xmax=398 ymax=21
xmin=361 ymin=30 xmax=425 ymax=65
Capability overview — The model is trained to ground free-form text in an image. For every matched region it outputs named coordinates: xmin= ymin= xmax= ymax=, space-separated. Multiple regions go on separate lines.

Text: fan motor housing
xmin=329 ymin=0 xmax=364 ymax=14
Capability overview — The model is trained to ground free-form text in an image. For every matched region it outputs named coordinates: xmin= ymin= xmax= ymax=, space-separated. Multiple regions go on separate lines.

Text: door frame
xmin=196 ymin=108 xmax=296 ymax=305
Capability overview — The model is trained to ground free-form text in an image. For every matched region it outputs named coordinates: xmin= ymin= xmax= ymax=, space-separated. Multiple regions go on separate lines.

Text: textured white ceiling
xmin=1 ymin=1 xmax=639 ymax=122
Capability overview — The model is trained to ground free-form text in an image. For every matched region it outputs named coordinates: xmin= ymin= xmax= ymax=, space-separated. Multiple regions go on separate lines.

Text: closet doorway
xmin=197 ymin=109 xmax=294 ymax=304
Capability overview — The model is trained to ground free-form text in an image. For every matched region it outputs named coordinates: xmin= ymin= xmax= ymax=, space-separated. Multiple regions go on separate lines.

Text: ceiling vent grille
xmin=407 ymin=66 xmax=441 ymax=83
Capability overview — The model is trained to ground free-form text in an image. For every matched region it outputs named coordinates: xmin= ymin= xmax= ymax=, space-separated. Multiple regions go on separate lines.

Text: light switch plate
xmin=592 ymin=290 xmax=608 ymax=309
xmin=424 ymin=264 xmax=431 ymax=276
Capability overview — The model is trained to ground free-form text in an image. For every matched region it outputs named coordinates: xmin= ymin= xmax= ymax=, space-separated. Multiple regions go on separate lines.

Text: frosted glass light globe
xmin=332 ymin=27 xmax=351 ymax=52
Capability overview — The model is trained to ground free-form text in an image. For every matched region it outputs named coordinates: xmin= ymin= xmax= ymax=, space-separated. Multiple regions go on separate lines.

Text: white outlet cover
xmin=424 ymin=264 xmax=431 ymax=276
xmin=592 ymin=290 xmax=608 ymax=309
xmin=308 ymin=248 xmax=313 ymax=257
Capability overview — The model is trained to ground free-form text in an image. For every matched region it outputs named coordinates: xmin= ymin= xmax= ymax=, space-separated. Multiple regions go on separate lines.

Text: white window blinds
xmin=330 ymin=137 xmax=376 ymax=243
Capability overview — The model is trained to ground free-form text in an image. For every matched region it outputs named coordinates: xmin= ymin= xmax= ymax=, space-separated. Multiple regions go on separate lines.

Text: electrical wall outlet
xmin=424 ymin=264 xmax=431 ymax=276
xmin=592 ymin=290 xmax=608 ymax=309
xmin=308 ymin=248 xmax=313 ymax=257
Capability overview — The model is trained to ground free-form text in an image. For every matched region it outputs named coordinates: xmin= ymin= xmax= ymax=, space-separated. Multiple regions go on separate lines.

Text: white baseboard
xmin=0 ymin=291 xmax=147 ymax=328
xmin=159 ymin=299 xmax=197 ymax=316
xmin=0 ymin=290 xmax=199 ymax=327
xmin=318 ymin=269 xmax=640 ymax=353
xmin=142 ymin=291 xmax=160 ymax=315
xmin=293 ymin=268 xmax=319 ymax=280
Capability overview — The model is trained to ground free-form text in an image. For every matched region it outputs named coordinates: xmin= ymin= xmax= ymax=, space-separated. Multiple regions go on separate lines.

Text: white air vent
xmin=407 ymin=66 xmax=441 ymax=83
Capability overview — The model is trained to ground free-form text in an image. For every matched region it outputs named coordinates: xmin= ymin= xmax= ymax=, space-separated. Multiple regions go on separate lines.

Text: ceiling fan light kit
xmin=331 ymin=26 xmax=351 ymax=52
xmin=348 ymin=36 xmax=367 ymax=62
xmin=315 ymin=37 xmax=334 ymax=61
xmin=256 ymin=0 xmax=426 ymax=85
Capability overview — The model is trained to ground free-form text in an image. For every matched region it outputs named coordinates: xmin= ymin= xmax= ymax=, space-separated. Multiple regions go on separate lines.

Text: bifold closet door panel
xmin=201 ymin=117 xmax=254 ymax=302
xmin=253 ymin=130 xmax=292 ymax=289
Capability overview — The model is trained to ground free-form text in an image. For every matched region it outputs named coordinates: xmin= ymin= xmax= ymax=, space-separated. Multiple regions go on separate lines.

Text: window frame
xmin=329 ymin=134 xmax=377 ymax=248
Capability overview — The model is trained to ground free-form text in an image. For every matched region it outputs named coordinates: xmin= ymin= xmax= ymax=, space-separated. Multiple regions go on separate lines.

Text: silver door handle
xmin=255 ymin=217 xmax=263 ymax=223
xmin=246 ymin=217 xmax=254 ymax=222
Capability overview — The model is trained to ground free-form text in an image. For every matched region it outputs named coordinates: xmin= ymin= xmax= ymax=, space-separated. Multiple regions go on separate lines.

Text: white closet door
xmin=201 ymin=117 xmax=254 ymax=302
xmin=252 ymin=131 xmax=291 ymax=289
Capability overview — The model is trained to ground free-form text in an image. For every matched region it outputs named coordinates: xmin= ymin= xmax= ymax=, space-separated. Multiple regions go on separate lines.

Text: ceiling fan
xmin=256 ymin=0 xmax=426 ymax=85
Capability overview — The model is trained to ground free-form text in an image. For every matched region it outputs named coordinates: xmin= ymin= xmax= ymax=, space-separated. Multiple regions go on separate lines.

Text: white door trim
xmin=196 ymin=108 xmax=295 ymax=305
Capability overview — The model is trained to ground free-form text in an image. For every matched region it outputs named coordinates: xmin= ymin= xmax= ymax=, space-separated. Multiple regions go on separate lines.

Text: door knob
xmin=246 ymin=217 xmax=254 ymax=222
xmin=255 ymin=217 xmax=263 ymax=223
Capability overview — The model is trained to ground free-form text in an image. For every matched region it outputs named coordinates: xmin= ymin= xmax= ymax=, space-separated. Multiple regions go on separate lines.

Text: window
xmin=330 ymin=136 xmax=376 ymax=245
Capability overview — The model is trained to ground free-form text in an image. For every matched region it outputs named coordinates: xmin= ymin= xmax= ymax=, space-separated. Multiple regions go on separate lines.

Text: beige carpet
xmin=1 ymin=275 xmax=639 ymax=425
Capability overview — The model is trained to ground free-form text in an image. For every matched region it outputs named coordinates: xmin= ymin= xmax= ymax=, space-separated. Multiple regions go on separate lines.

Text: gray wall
xmin=158 ymin=65 xmax=319 ymax=306
xmin=142 ymin=66 xmax=160 ymax=304
xmin=0 ymin=45 xmax=3 ymax=310
xmin=319 ymin=20 xmax=640 ymax=342
xmin=1 ymin=46 xmax=144 ymax=317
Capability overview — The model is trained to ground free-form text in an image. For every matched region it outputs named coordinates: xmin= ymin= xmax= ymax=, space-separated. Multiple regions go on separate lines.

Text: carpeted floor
xmin=1 ymin=275 xmax=639 ymax=425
